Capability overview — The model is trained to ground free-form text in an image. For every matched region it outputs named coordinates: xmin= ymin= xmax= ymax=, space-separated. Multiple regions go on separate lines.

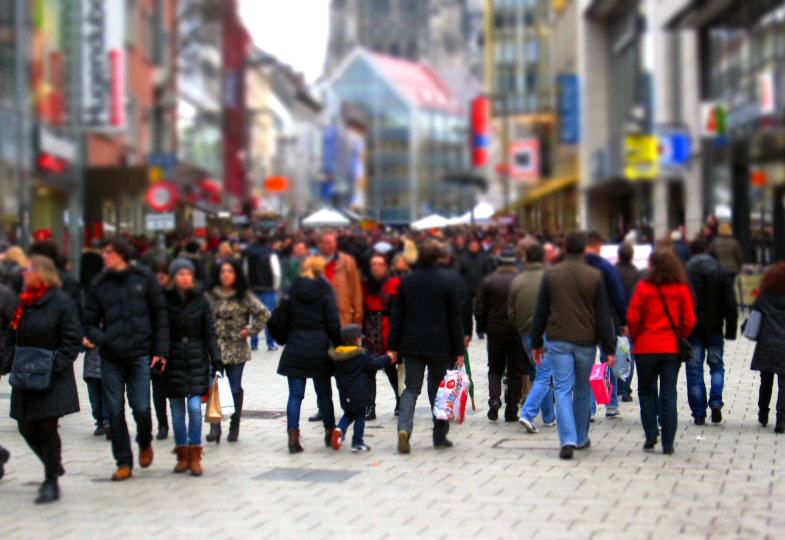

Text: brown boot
xmin=288 ymin=429 xmax=304 ymax=454
xmin=188 ymin=446 xmax=203 ymax=476
xmin=139 ymin=445 xmax=154 ymax=468
xmin=173 ymin=446 xmax=189 ymax=473
xmin=111 ymin=466 xmax=132 ymax=481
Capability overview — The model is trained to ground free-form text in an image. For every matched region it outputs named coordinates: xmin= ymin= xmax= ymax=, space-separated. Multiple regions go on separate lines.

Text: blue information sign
xmin=558 ymin=74 xmax=580 ymax=145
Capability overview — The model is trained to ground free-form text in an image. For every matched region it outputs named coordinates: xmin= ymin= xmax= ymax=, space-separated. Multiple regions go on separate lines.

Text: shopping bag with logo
xmin=205 ymin=375 xmax=223 ymax=424
xmin=590 ymin=363 xmax=612 ymax=405
xmin=453 ymin=366 xmax=470 ymax=424
xmin=433 ymin=370 xmax=460 ymax=421
xmin=612 ymin=337 xmax=632 ymax=380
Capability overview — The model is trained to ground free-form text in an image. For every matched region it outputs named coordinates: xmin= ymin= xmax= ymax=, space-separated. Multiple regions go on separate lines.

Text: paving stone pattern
xmin=1 ymin=336 xmax=783 ymax=538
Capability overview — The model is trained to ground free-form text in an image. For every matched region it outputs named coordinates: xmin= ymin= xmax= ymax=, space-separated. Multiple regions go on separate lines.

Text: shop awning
xmin=664 ymin=0 xmax=735 ymax=29
xmin=511 ymin=176 xmax=578 ymax=210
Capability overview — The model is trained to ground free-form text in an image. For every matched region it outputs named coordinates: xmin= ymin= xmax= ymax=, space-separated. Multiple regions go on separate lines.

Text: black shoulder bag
xmin=267 ymin=296 xmax=292 ymax=345
xmin=655 ymin=286 xmax=692 ymax=363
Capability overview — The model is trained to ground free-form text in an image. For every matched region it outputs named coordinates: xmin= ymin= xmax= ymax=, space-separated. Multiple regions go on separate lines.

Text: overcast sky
xmin=239 ymin=0 xmax=329 ymax=82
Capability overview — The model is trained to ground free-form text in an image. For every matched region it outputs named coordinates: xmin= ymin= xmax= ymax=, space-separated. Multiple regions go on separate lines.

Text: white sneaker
xmin=542 ymin=420 xmax=556 ymax=427
xmin=518 ymin=417 xmax=538 ymax=433
xmin=351 ymin=444 xmax=371 ymax=453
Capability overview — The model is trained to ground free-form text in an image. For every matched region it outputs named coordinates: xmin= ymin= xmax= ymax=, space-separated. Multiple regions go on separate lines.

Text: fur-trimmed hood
xmin=328 ymin=345 xmax=365 ymax=362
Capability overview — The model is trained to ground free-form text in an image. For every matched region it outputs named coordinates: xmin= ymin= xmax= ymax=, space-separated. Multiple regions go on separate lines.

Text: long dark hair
xmin=761 ymin=263 xmax=785 ymax=296
xmin=647 ymin=248 xmax=687 ymax=284
xmin=212 ymin=258 xmax=248 ymax=298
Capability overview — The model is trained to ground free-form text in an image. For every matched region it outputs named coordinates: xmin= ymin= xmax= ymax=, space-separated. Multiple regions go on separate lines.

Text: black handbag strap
xmin=655 ymin=285 xmax=682 ymax=340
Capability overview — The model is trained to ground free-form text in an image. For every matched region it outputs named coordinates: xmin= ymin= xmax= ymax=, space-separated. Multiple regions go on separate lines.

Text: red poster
xmin=222 ymin=0 xmax=249 ymax=199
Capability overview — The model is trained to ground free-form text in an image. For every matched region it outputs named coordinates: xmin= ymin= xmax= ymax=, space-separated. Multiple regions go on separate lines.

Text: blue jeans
xmin=225 ymin=363 xmax=245 ymax=395
xmin=520 ymin=336 xmax=555 ymax=424
xmin=101 ymin=356 xmax=153 ymax=468
xmin=85 ymin=377 xmax=109 ymax=427
xmin=337 ymin=409 xmax=366 ymax=446
xmin=636 ymin=354 xmax=681 ymax=449
xmin=169 ymin=396 xmax=203 ymax=446
xmin=686 ymin=334 xmax=725 ymax=419
xmin=592 ymin=346 xmax=619 ymax=414
xmin=549 ymin=341 xmax=595 ymax=448
xmin=286 ymin=376 xmax=335 ymax=431
xmin=251 ymin=291 xmax=278 ymax=348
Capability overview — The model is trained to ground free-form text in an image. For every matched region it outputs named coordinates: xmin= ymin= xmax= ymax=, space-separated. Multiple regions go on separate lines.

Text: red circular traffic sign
xmin=146 ymin=183 xmax=178 ymax=212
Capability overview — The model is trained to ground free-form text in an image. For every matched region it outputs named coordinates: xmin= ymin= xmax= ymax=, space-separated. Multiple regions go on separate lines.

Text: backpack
xmin=267 ymin=296 xmax=292 ymax=345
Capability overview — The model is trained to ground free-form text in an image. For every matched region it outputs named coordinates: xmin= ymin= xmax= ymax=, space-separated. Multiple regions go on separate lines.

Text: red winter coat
xmin=627 ymin=280 xmax=696 ymax=355
xmin=362 ymin=276 xmax=400 ymax=354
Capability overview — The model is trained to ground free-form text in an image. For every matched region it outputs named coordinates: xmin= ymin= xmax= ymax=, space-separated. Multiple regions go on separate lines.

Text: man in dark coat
xmin=390 ymin=240 xmax=465 ymax=453
xmin=459 ymin=239 xmax=494 ymax=339
xmin=474 ymin=247 xmax=525 ymax=422
xmin=614 ymin=242 xmax=644 ymax=401
xmin=83 ymin=236 xmax=169 ymax=481
xmin=686 ymin=238 xmax=737 ymax=425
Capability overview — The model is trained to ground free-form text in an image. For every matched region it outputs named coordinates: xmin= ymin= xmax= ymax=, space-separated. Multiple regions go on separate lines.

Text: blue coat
xmin=329 ymin=346 xmax=390 ymax=412
xmin=585 ymin=252 xmax=628 ymax=326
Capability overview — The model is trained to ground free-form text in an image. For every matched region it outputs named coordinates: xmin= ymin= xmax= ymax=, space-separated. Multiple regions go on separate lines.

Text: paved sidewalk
xmin=1 ymin=336 xmax=784 ymax=539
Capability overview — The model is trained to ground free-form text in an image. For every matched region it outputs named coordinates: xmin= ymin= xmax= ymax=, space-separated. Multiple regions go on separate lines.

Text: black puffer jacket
xmin=60 ymin=270 xmax=81 ymax=312
xmin=0 ymin=283 xmax=17 ymax=372
xmin=329 ymin=346 xmax=390 ymax=412
xmin=83 ymin=265 xmax=169 ymax=363
xmin=159 ymin=288 xmax=222 ymax=398
xmin=750 ymin=291 xmax=785 ymax=376
xmin=687 ymin=254 xmax=737 ymax=339
xmin=5 ymin=290 xmax=81 ymax=420
xmin=277 ymin=276 xmax=341 ymax=379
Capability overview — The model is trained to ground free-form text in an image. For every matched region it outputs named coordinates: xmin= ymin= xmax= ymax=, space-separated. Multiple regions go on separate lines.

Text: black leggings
xmin=17 ymin=417 xmax=62 ymax=480
xmin=369 ymin=364 xmax=399 ymax=407
xmin=759 ymin=371 xmax=785 ymax=418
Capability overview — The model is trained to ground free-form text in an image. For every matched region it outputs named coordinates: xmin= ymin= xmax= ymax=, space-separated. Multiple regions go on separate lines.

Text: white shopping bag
xmin=217 ymin=374 xmax=235 ymax=417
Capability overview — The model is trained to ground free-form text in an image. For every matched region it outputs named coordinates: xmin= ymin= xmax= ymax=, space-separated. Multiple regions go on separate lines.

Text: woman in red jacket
xmin=628 ymin=248 xmax=696 ymax=455
xmin=363 ymin=253 xmax=401 ymax=419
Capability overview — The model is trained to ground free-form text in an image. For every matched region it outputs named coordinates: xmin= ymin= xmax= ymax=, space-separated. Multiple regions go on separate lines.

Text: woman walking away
xmin=362 ymin=253 xmax=401 ymax=419
xmin=627 ymin=249 xmax=695 ymax=455
xmin=161 ymin=259 xmax=222 ymax=475
xmin=206 ymin=259 xmax=270 ymax=443
xmin=4 ymin=256 xmax=82 ymax=503
xmin=278 ymin=256 xmax=342 ymax=453
xmin=750 ymin=263 xmax=785 ymax=432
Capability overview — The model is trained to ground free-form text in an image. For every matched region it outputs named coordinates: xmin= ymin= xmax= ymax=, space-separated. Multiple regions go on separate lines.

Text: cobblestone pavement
xmin=1 ymin=335 xmax=784 ymax=539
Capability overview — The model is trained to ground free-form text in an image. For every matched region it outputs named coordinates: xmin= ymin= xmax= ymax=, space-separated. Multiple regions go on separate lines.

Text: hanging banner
xmin=509 ymin=139 xmax=540 ymax=183
xmin=557 ymin=74 xmax=580 ymax=144
xmin=624 ymin=134 xmax=658 ymax=180
xmin=82 ymin=0 xmax=125 ymax=130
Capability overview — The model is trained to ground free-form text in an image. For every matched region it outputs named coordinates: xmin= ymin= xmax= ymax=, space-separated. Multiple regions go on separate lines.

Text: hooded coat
xmin=329 ymin=345 xmax=390 ymax=412
xmin=750 ymin=291 xmax=785 ymax=375
xmin=686 ymin=253 xmax=737 ymax=339
xmin=277 ymin=276 xmax=342 ymax=379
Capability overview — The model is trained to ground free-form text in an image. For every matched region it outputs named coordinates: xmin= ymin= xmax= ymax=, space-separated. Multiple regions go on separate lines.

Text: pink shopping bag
xmin=590 ymin=363 xmax=612 ymax=405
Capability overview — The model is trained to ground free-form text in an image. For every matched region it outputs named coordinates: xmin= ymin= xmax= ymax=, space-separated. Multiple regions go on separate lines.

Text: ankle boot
xmin=35 ymin=478 xmax=59 ymax=504
xmin=206 ymin=422 xmax=222 ymax=444
xmin=228 ymin=390 xmax=243 ymax=442
xmin=288 ymin=429 xmax=304 ymax=453
xmin=775 ymin=416 xmax=785 ymax=434
xmin=173 ymin=446 xmax=190 ymax=473
xmin=188 ymin=446 xmax=203 ymax=476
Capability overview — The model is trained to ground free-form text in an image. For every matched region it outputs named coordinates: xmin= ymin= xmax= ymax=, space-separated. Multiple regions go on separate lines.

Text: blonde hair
xmin=301 ymin=255 xmax=326 ymax=279
xmin=29 ymin=255 xmax=62 ymax=288
xmin=4 ymin=246 xmax=27 ymax=266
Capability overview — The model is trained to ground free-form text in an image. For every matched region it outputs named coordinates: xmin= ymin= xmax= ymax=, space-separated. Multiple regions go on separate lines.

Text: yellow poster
xmin=624 ymin=134 xmax=659 ymax=180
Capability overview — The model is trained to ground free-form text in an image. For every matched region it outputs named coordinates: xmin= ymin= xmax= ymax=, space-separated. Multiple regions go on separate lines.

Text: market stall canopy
xmin=302 ymin=208 xmax=350 ymax=227
xmin=448 ymin=202 xmax=496 ymax=225
xmin=411 ymin=214 xmax=449 ymax=230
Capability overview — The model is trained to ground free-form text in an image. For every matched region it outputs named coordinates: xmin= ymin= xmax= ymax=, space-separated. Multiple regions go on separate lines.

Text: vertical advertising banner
xmin=222 ymin=0 xmax=248 ymax=199
xmin=557 ymin=74 xmax=580 ymax=145
xmin=82 ymin=0 xmax=125 ymax=130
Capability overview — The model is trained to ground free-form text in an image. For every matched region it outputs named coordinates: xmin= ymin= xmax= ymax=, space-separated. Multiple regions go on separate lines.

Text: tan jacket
xmin=330 ymin=252 xmax=364 ymax=325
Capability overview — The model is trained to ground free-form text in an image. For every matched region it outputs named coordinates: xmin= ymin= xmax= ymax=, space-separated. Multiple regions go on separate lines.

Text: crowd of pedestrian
xmin=0 ymin=217 xmax=783 ymax=505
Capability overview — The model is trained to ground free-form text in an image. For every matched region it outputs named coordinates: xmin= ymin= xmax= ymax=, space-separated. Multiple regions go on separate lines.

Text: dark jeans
xmin=397 ymin=355 xmax=451 ymax=443
xmin=17 ymin=417 xmax=61 ymax=480
xmin=686 ymin=334 xmax=725 ymax=418
xmin=636 ymin=354 xmax=681 ymax=450
xmin=151 ymin=373 xmax=168 ymax=429
xmin=286 ymin=376 xmax=335 ymax=431
xmin=102 ymin=356 xmax=153 ymax=469
xmin=251 ymin=291 xmax=278 ymax=348
xmin=85 ymin=377 xmax=109 ymax=427
xmin=369 ymin=363 xmax=399 ymax=408
xmin=225 ymin=363 xmax=246 ymax=395
xmin=487 ymin=332 xmax=525 ymax=417
xmin=759 ymin=371 xmax=785 ymax=419
xmin=337 ymin=409 xmax=366 ymax=446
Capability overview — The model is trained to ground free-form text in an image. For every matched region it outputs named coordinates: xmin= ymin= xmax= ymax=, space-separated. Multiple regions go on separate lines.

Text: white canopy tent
xmin=411 ymin=214 xmax=449 ymax=230
xmin=302 ymin=209 xmax=350 ymax=227
xmin=448 ymin=202 xmax=496 ymax=225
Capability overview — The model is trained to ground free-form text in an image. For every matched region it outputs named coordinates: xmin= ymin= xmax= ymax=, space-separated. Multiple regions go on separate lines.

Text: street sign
xmin=146 ymin=213 xmax=175 ymax=231
xmin=659 ymin=132 xmax=691 ymax=166
xmin=509 ymin=139 xmax=539 ymax=182
xmin=146 ymin=182 xmax=178 ymax=212
xmin=701 ymin=102 xmax=728 ymax=137
xmin=624 ymin=134 xmax=658 ymax=180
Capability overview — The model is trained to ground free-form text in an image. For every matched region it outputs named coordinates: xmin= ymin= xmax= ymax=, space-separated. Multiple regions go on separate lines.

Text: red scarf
xmin=10 ymin=284 xmax=50 ymax=330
